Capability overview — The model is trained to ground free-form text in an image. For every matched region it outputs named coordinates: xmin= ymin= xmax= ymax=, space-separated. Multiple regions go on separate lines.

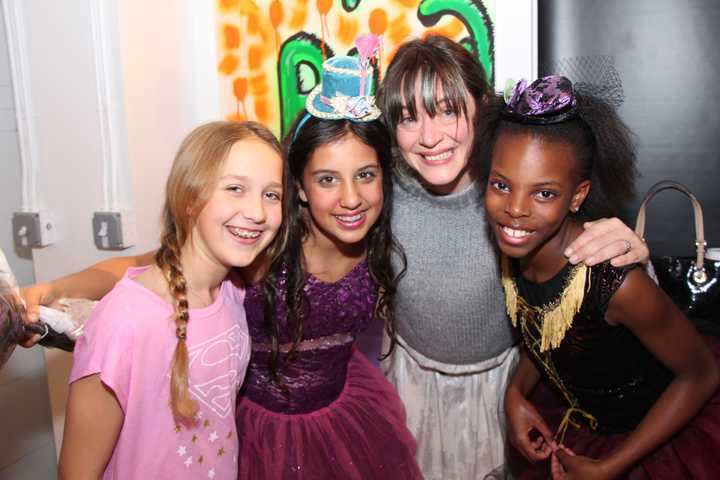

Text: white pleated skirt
xmin=382 ymin=336 xmax=519 ymax=480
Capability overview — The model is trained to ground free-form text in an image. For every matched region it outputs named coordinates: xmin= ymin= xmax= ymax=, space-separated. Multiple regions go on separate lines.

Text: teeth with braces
xmin=502 ymin=226 xmax=534 ymax=238
xmin=335 ymin=213 xmax=364 ymax=222
xmin=228 ymin=227 xmax=261 ymax=239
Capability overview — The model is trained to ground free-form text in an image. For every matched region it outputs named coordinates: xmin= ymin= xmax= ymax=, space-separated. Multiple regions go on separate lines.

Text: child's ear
xmin=570 ymin=180 xmax=591 ymax=212
xmin=297 ymin=182 xmax=308 ymax=203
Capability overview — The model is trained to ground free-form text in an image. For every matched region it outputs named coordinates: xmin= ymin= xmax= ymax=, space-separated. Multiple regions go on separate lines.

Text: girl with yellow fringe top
xmin=479 ymin=76 xmax=720 ymax=479
xmin=58 ymin=121 xmax=285 ymax=480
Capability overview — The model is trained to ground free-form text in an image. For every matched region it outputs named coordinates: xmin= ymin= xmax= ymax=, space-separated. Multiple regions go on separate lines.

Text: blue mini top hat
xmin=304 ymin=55 xmax=381 ymax=121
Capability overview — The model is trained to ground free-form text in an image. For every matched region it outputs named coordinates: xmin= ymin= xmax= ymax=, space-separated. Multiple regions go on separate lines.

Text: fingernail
xmin=563 ymin=248 xmax=573 ymax=258
xmin=585 ymin=256 xmax=595 ymax=266
xmin=568 ymin=255 xmax=579 ymax=264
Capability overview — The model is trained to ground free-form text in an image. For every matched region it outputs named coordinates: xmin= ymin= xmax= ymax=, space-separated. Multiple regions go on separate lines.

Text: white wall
xmin=0 ymin=4 xmax=57 ymax=479
xmin=2 ymin=0 xmax=219 ymax=467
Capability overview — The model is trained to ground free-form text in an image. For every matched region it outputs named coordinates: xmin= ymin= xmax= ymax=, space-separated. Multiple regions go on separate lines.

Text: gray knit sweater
xmin=391 ymin=172 xmax=516 ymax=365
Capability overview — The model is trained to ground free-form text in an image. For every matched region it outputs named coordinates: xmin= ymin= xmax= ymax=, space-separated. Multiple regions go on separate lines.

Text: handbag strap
xmin=634 ymin=180 xmax=706 ymax=278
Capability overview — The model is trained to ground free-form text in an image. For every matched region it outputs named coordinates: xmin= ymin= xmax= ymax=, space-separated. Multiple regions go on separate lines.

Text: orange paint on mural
xmin=269 ymin=1 xmax=283 ymax=28
xmin=316 ymin=0 xmax=332 ymax=15
xmin=226 ymin=111 xmax=246 ymax=121
xmin=218 ymin=54 xmax=240 ymax=75
xmin=258 ymin=23 xmax=275 ymax=50
xmin=233 ymin=77 xmax=248 ymax=101
xmin=254 ymin=98 xmax=271 ymax=123
xmin=441 ymin=18 xmax=465 ymax=37
xmin=423 ymin=17 xmax=465 ymax=40
xmin=219 ymin=0 xmax=241 ymax=13
xmin=369 ymin=9 xmax=388 ymax=35
xmin=247 ymin=13 xmax=261 ymax=35
xmin=289 ymin=0 xmax=309 ymax=30
xmin=250 ymin=73 xmax=269 ymax=96
xmin=223 ymin=24 xmax=241 ymax=49
xmin=248 ymin=44 xmax=264 ymax=70
xmin=238 ymin=0 xmax=261 ymax=16
xmin=391 ymin=0 xmax=419 ymax=8
xmin=337 ymin=16 xmax=359 ymax=46
xmin=388 ymin=14 xmax=411 ymax=45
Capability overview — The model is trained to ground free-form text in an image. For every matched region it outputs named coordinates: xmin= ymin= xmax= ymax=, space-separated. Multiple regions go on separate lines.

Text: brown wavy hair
xmin=380 ymin=35 xmax=490 ymax=140
xmin=155 ymin=121 xmax=283 ymax=424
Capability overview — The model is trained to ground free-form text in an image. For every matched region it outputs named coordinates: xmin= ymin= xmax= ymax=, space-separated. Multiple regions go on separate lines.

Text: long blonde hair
xmin=155 ymin=121 xmax=283 ymax=424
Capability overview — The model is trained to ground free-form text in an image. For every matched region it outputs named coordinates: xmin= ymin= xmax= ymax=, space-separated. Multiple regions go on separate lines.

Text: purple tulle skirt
xmin=236 ymin=348 xmax=422 ymax=479
xmin=512 ymin=336 xmax=720 ymax=479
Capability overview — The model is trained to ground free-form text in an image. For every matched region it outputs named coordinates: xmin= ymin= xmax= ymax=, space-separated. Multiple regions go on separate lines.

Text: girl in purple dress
xmin=235 ymin=54 xmax=420 ymax=478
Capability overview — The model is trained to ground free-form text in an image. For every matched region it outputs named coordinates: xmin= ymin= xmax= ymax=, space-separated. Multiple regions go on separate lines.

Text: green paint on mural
xmin=417 ymin=0 xmax=494 ymax=83
xmin=277 ymin=33 xmax=333 ymax=137
xmin=342 ymin=0 xmax=361 ymax=13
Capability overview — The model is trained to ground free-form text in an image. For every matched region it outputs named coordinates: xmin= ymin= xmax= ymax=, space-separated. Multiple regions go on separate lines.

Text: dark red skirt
xmin=511 ymin=337 xmax=720 ymax=480
xmin=235 ymin=348 xmax=422 ymax=479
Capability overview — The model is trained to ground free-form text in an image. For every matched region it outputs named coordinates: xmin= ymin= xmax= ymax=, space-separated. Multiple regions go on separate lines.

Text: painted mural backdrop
xmin=215 ymin=0 xmax=496 ymax=137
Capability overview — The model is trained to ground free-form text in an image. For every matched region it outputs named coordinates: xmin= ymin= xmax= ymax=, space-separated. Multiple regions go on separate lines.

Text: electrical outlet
xmin=12 ymin=211 xmax=56 ymax=248
xmin=92 ymin=211 xmax=136 ymax=250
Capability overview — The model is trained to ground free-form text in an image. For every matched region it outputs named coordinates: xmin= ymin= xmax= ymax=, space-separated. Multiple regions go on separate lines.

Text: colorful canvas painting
xmin=215 ymin=0 xmax=495 ymax=136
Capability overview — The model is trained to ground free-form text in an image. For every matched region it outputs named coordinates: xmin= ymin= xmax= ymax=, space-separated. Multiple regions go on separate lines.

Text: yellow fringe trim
xmin=501 ymin=255 xmax=589 ymax=352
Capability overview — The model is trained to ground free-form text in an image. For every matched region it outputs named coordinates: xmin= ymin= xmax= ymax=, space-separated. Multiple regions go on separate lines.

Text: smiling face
xmin=394 ymin=80 xmax=476 ymax=195
xmin=298 ymin=133 xmax=383 ymax=248
xmin=190 ymin=138 xmax=284 ymax=269
xmin=485 ymin=132 xmax=590 ymax=261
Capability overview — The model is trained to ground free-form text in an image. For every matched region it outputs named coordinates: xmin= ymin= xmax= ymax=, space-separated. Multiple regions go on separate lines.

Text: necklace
xmin=500 ymin=255 xmax=589 ymax=352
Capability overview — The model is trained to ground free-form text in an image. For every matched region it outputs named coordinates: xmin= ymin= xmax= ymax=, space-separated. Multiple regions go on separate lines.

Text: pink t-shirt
xmin=70 ymin=266 xmax=250 ymax=479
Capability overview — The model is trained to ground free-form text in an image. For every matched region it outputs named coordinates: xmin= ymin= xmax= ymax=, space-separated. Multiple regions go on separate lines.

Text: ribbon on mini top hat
xmin=502 ymin=75 xmax=577 ymax=125
xmin=355 ymin=33 xmax=380 ymax=97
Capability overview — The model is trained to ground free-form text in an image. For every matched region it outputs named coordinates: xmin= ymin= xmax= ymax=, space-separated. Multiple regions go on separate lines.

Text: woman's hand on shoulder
xmin=565 ymin=218 xmax=649 ymax=267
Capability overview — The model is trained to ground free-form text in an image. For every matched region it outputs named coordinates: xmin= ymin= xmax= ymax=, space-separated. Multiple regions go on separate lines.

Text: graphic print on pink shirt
xmin=187 ymin=323 xmax=248 ymax=419
xmin=70 ymin=267 xmax=250 ymax=479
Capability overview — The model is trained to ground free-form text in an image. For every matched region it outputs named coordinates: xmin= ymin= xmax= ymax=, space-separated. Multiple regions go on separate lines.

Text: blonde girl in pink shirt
xmin=59 ymin=121 xmax=285 ymax=479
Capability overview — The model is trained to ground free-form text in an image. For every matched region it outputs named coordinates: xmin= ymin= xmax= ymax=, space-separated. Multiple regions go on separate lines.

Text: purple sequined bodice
xmin=242 ymin=260 xmax=377 ymax=413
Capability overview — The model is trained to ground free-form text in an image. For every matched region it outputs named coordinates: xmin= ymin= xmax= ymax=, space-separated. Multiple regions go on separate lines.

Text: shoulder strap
xmin=634 ymin=180 xmax=707 ymax=282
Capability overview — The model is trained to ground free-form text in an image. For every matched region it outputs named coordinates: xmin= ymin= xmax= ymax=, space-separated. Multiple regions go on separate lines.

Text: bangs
xmin=384 ymin=56 xmax=470 ymax=128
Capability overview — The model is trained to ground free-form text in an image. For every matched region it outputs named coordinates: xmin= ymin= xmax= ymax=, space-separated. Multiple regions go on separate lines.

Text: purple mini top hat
xmin=503 ymin=75 xmax=577 ymax=125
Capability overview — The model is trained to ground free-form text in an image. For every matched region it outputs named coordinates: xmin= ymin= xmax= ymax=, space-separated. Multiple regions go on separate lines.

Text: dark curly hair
xmin=475 ymin=91 xmax=638 ymax=220
xmin=262 ymin=112 xmax=407 ymax=385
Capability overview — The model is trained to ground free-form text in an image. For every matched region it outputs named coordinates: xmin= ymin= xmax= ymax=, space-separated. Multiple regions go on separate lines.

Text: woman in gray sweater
xmin=378 ymin=36 xmax=648 ymax=479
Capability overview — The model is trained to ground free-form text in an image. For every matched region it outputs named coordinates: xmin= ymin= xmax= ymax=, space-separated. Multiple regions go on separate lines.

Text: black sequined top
xmin=515 ymin=262 xmax=673 ymax=434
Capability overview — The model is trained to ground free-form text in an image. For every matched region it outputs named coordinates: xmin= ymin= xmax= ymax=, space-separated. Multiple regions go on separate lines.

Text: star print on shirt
xmin=208 ymin=468 xmax=216 ymax=479
xmin=209 ymin=431 xmax=219 ymax=443
xmin=177 ymin=445 xmax=187 ymax=456
xmin=184 ymin=456 xmax=193 ymax=468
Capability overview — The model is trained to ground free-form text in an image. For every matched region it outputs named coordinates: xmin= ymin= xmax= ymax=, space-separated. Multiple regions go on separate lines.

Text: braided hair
xmin=156 ymin=121 xmax=281 ymax=424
